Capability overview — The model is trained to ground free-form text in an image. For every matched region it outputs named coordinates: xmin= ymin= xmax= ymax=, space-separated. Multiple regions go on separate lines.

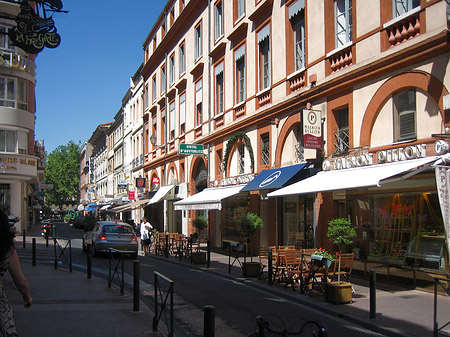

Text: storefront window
xmin=223 ymin=195 xmax=249 ymax=242
xmin=348 ymin=191 xmax=445 ymax=270
xmin=0 ymin=184 xmax=10 ymax=214
xmin=283 ymin=195 xmax=314 ymax=249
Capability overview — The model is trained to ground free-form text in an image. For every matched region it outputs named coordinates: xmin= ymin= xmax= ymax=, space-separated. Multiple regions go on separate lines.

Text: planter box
xmin=326 ymin=281 xmax=353 ymax=304
xmin=191 ymin=251 xmax=206 ymax=264
xmin=242 ymin=262 xmax=260 ymax=278
xmin=311 ymin=255 xmax=333 ymax=268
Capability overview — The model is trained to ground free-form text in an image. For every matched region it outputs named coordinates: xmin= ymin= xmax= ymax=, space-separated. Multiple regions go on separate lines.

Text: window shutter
xmin=399 ymin=110 xmax=415 ymax=140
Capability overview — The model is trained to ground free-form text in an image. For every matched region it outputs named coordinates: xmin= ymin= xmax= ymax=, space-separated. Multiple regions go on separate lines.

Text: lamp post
xmin=150 ymin=134 xmax=165 ymax=150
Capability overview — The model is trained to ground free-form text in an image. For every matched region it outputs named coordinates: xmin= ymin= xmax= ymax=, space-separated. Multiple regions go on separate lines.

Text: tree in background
xmin=44 ymin=141 xmax=81 ymax=209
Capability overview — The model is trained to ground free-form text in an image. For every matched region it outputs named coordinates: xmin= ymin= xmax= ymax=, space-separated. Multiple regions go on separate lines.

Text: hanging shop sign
xmin=128 ymin=191 xmax=135 ymax=201
xmin=152 ymin=176 xmax=160 ymax=185
xmin=302 ymin=109 xmax=322 ymax=149
xmin=435 ymin=165 xmax=450 ymax=259
xmin=118 ymin=180 xmax=128 ymax=190
xmin=136 ymin=177 xmax=146 ymax=188
xmin=178 ymin=143 xmax=204 ymax=155
xmin=8 ymin=0 xmax=65 ymax=54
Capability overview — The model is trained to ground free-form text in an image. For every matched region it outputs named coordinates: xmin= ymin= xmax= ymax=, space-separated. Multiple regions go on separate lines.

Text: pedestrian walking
xmin=140 ymin=217 xmax=153 ymax=255
xmin=0 ymin=209 xmax=32 ymax=336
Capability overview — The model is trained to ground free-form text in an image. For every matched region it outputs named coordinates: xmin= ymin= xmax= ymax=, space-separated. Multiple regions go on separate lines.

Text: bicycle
xmin=248 ymin=313 xmax=328 ymax=337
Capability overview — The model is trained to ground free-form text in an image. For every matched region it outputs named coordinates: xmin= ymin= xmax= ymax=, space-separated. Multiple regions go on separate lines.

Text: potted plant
xmin=325 ymin=218 xmax=357 ymax=304
xmin=240 ymin=212 xmax=263 ymax=277
xmin=191 ymin=215 xmax=208 ymax=264
xmin=311 ymin=248 xmax=335 ymax=269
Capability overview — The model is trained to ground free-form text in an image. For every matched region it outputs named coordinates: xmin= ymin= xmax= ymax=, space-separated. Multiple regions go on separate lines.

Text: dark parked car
xmin=73 ymin=216 xmax=89 ymax=229
xmin=82 ymin=221 xmax=138 ymax=257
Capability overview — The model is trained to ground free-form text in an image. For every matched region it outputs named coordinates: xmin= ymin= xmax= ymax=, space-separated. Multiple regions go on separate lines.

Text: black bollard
xmin=207 ymin=240 xmax=211 ymax=268
xmin=204 ymin=305 xmax=215 ymax=337
xmin=133 ymin=260 xmax=140 ymax=312
xmin=87 ymin=244 xmax=92 ymax=279
xmin=268 ymin=248 xmax=273 ymax=285
xmin=45 ymin=230 xmax=49 ymax=247
xmin=165 ymin=234 xmax=169 ymax=258
xmin=23 ymin=230 xmax=26 ymax=248
xmin=32 ymin=238 xmax=36 ymax=266
xmin=370 ymin=269 xmax=376 ymax=319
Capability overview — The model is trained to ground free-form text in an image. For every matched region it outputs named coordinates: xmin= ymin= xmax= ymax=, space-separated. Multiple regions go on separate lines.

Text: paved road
xmin=39 ymin=221 xmax=386 ymax=337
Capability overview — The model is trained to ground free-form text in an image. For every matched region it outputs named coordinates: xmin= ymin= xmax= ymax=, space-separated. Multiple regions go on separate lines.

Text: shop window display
xmin=224 ymin=195 xmax=249 ymax=242
xmin=348 ymin=192 xmax=445 ymax=270
xmin=283 ymin=195 xmax=314 ymax=249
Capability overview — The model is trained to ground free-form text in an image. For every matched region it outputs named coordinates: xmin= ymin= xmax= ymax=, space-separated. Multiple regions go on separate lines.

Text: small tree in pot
xmin=326 ymin=218 xmax=357 ymax=303
xmin=192 ymin=215 xmax=207 ymax=249
xmin=191 ymin=215 xmax=208 ymax=264
xmin=240 ymin=212 xmax=263 ymax=277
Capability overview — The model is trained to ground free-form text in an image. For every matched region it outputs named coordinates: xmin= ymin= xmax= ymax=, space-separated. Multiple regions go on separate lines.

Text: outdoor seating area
xmin=153 ymin=232 xmax=193 ymax=260
xmin=258 ymin=246 xmax=355 ymax=296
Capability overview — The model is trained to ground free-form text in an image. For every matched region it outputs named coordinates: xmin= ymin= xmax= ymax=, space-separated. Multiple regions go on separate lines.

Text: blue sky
xmin=34 ymin=1 xmax=166 ymax=153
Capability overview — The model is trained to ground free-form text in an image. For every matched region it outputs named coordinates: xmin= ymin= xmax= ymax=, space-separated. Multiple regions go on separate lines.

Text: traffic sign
xmin=178 ymin=143 xmax=204 ymax=155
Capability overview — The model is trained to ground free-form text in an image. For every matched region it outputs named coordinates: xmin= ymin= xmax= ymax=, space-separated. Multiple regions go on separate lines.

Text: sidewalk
xmin=5 ymin=226 xmax=450 ymax=337
xmin=3 ymin=227 xmax=158 ymax=337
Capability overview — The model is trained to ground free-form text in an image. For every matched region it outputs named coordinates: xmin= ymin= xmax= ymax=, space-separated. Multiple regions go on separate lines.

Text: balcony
xmin=328 ymin=45 xmax=353 ymax=74
xmin=287 ymin=70 xmax=306 ymax=94
xmin=384 ymin=10 xmax=420 ymax=48
xmin=256 ymin=88 xmax=271 ymax=109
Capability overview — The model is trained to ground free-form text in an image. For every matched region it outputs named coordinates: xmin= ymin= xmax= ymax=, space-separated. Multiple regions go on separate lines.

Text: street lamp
xmin=150 ymin=134 xmax=165 ymax=150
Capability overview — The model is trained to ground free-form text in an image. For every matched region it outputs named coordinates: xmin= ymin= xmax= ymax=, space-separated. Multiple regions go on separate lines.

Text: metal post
xmin=370 ymin=269 xmax=376 ymax=319
xmin=120 ymin=253 xmax=124 ymax=295
xmin=53 ymin=238 xmax=57 ymax=270
xmin=153 ymin=273 xmax=158 ymax=332
xmin=207 ymin=240 xmax=211 ymax=268
xmin=204 ymin=305 xmax=215 ymax=337
xmin=32 ymin=238 xmax=36 ymax=266
xmin=45 ymin=230 xmax=49 ymax=247
xmin=268 ymin=248 xmax=273 ymax=285
xmin=108 ymin=251 xmax=112 ymax=288
xmin=165 ymin=234 xmax=169 ymax=258
xmin=86 ymin=244 xmax=92 ymax=279
xmin=228 ymin=244 xmax=231 ymax=274
xmin=69 ymin=239 xmax=72 ymax=272
xmin=434 ymin=278 xmax=438 ymax=337
xmin=133 ymin=260 xmax=140 ymax=312
xmin=23 ymin=230 xmax=26 ymax=248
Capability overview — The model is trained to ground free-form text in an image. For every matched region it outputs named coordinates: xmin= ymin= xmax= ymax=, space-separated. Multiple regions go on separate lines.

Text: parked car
xmin=82 ymin=221 xmax=138 ymax=257
xmin=73 ymin=216 xmax=87 ymax=229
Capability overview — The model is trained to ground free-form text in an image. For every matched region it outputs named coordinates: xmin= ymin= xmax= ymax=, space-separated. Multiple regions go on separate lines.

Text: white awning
xmin=99 ymin=204 xmax=112 ymax=211
xmin=107 ymin=202 xmax=132 ymax=213
xmin=131 ymin=199 xmax=151 ymax=209
xmin=174 ymin=185 xmax=245 ymax=211
xmin=268 ymin=156 xmax=438 ymax=197
xmin=148 ymin=185 xmax=175 ymax=205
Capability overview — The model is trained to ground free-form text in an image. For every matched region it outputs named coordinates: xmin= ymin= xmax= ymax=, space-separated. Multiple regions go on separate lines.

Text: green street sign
xmin=178 ymin=143 xmax=204 ymax=155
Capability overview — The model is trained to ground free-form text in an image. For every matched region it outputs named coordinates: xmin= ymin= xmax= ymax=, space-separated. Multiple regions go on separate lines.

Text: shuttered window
xmin=394 ymin=89 xmax=416 ymax=142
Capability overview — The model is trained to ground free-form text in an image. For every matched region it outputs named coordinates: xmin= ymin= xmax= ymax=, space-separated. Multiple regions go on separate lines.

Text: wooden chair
xmin=329 ymin=252 xmax=354 ymax=283
xmin=258 ymin=246 xmax=276 ymax=279
xmin=274 ymin=248 xmax=288 ymax=283
xmin=284 ymin=249 xmax=302 ymax=290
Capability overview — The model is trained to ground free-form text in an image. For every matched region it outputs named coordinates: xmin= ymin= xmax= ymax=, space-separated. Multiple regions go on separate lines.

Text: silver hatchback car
xmin=82 ymin=221 xmax=138 ymax=257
